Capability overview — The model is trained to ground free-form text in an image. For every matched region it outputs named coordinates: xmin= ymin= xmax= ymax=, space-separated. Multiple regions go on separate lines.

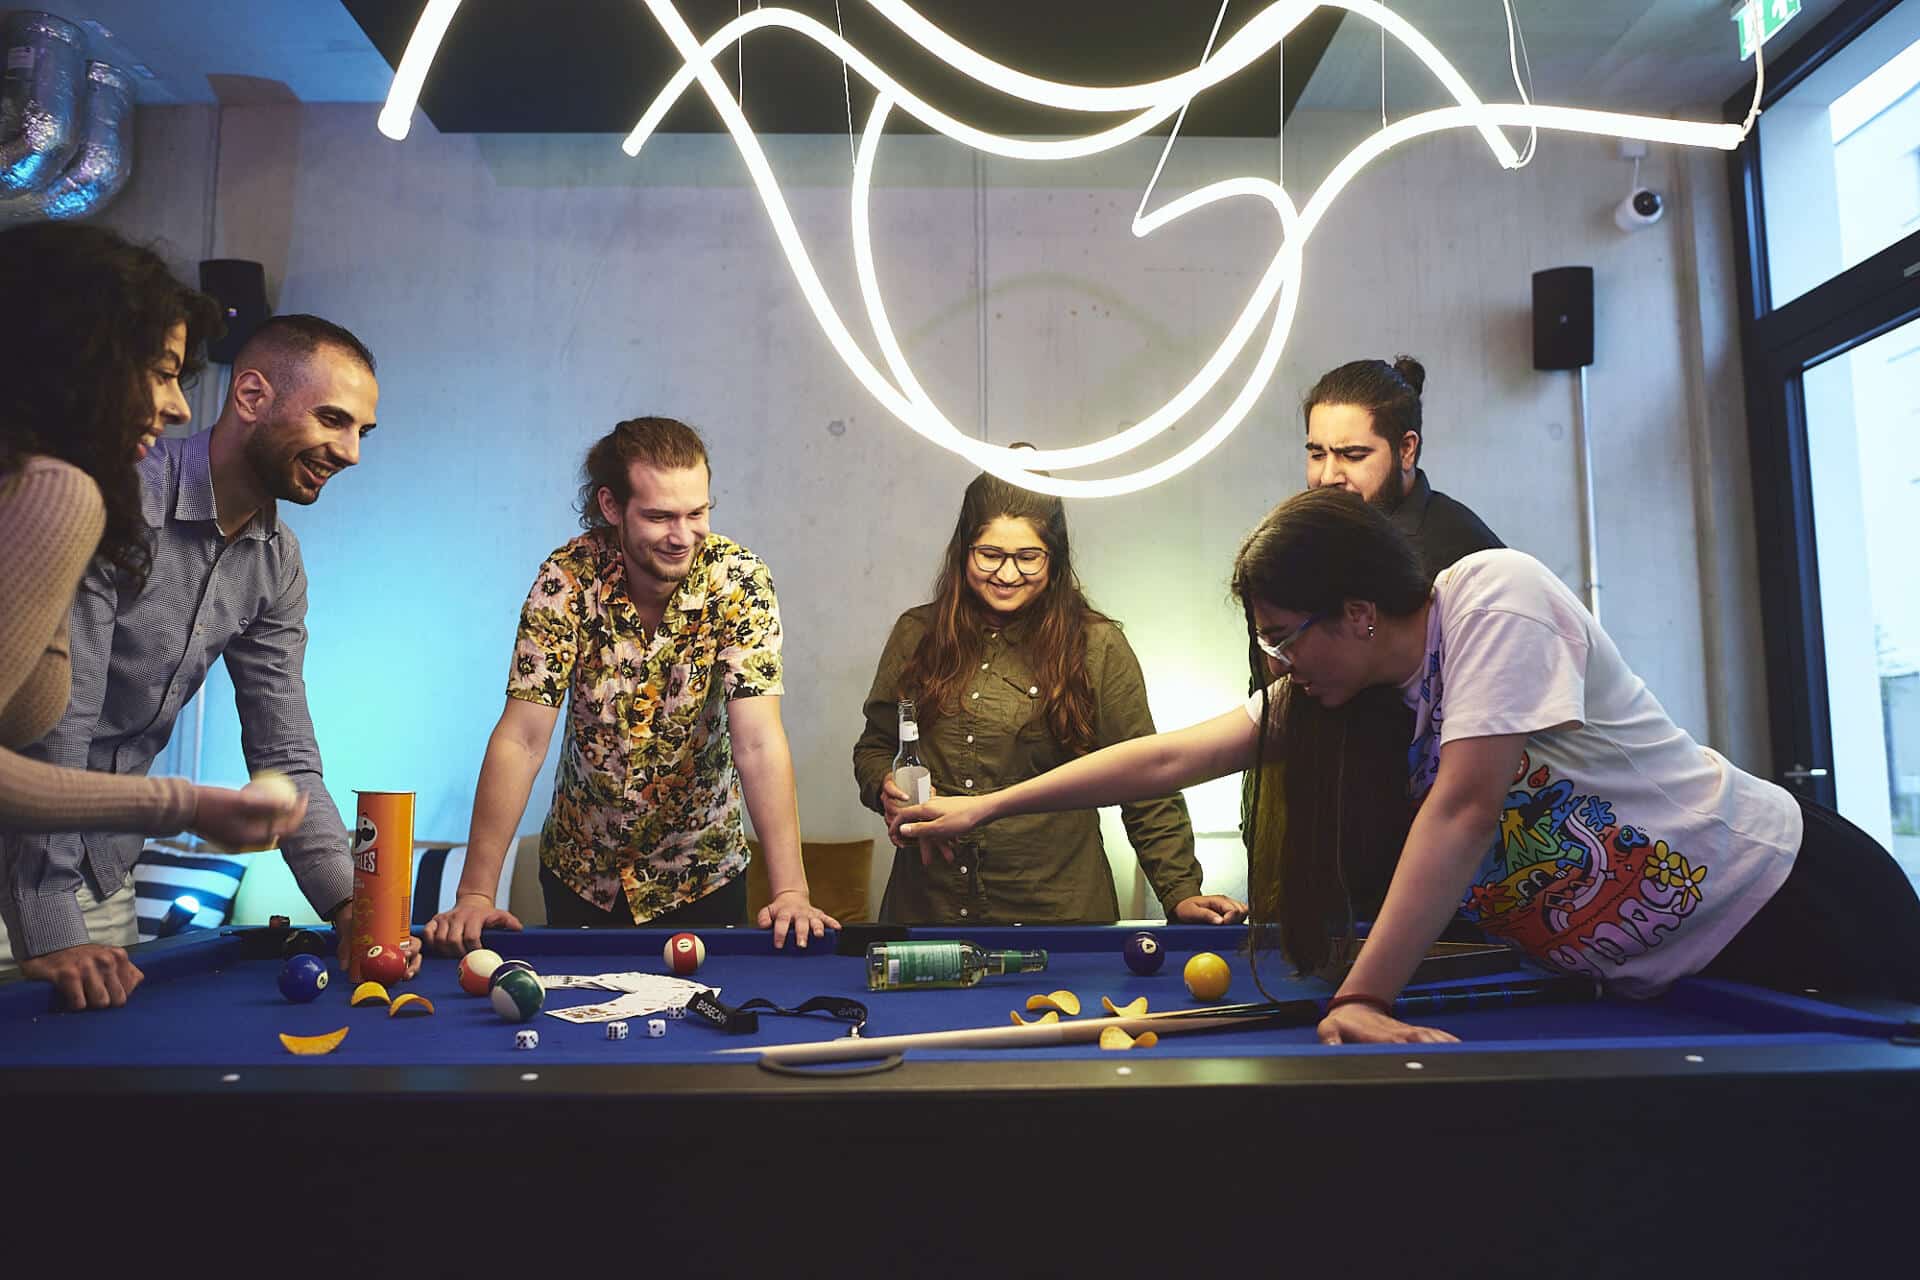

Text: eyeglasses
xmin=970 ymin=545 xmax=1050 ymax=577
xmin=1255 ymin=613 xmax=1319 ymax=670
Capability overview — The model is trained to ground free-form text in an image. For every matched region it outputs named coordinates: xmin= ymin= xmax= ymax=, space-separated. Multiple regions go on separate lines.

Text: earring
xmin=1367 ymin=623 xmax=1376 ymax=640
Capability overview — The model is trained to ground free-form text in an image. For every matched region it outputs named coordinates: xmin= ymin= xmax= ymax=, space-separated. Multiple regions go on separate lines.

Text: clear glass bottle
xmin=892 ymin=699 xmax=931 ymax=804
xmin=866 ymin=940 xmax=1049 ymax=990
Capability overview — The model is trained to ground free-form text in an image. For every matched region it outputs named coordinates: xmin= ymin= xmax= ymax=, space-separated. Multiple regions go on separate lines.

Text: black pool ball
xmin=1123 ymin=931 xmax=1165 ymax=976
xmin=281 ymin=929 xmax=329 ymax=960
xmin=488 ymin=959 xmax=537 ymax=990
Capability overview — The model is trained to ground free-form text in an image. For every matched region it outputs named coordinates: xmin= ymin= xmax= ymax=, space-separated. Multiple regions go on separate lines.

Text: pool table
xmin=4 ymin=922 xmax=1917 ymax=1264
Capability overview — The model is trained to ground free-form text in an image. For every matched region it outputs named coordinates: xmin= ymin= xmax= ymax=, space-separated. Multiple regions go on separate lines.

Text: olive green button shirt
xmin=853 ymin=605 xmax=1201 ymax=923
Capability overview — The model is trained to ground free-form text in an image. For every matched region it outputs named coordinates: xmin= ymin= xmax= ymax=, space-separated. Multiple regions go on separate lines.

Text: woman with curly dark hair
xmin=0 ymin=224 xmax=308 ymax=956
xmin=854 ymin=470 xmax=1245 ymax=925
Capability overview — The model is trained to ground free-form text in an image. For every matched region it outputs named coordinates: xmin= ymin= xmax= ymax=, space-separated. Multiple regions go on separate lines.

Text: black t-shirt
xmin=1389 ymin=468 xmax=1503 ymax=577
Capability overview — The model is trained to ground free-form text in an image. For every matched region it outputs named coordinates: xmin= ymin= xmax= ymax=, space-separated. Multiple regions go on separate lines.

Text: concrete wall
xmin=99 ymin=100 xmax=1766 ymax=916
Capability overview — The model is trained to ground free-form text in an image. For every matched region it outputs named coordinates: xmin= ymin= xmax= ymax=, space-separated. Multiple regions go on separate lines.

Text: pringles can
xmin=349 ymin=791 xmax=414 ymax=982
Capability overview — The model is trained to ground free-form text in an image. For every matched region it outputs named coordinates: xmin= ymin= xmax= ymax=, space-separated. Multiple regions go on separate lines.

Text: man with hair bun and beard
xmin=5 ymin=312 xmax=418 ymax=1002
xmin=1270 ymin=356 xmax=1506 ymax=931
xmin=1302 ymin=355 xmax=1501 ymax=576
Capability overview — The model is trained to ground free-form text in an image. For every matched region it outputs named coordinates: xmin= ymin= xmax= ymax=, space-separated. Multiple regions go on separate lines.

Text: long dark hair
xmin=1231 ymin=487 xmax=1431 ymax=974
xmin=0 ymin=223 xmax=220 ymax=595
xmin=898 ymin=472 xmax=1106 ymax=753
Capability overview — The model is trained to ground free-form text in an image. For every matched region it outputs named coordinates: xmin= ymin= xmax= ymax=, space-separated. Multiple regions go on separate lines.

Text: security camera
xmin=1614 ymin=188 xmax=1664 ymax=232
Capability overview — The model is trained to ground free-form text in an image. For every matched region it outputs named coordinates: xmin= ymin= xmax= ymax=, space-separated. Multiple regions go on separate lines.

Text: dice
xmin=606 ymin=1020 xmax=630 ymax=1040
xmin=514 ymin=1029 xmax=539 ymax=1050
xmin=666 ymin=1004 xmax=686 ymax=1020
xmin=647 ymin=1018 xmax=666 ymax=1038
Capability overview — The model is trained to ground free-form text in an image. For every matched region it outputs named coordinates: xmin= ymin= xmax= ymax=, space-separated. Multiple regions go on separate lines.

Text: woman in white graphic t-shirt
xmin=897 ymin=487 xmax=1920 ymax=1044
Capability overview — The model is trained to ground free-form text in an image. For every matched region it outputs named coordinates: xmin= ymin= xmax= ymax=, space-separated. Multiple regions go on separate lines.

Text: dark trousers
xmin=1702 ymin=797 xmax=1920 ymax=1002
xmin=539 ymin=863 xmax=748 ymax=929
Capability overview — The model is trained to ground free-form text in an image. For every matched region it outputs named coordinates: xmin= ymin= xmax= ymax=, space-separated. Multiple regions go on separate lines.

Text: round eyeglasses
xmin=970 ymin=545 xmax=1050 ymax=578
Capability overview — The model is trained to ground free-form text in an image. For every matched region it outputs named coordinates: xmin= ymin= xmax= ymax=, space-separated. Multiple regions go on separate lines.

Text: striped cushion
xmin=410 ymin=842 xmax=518 ymax=926
xmin=133 ymin=845 xmax=248 ymax=941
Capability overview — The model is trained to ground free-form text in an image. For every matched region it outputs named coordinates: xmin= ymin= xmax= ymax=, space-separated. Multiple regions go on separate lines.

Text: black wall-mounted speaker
xmin=1532 ymin=266 xmax=1595 ymax=371
xmin=198 ymin=259 xmax=270 ymax=365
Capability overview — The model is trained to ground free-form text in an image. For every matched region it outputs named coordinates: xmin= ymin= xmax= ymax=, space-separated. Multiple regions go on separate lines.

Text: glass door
xmin=1802 ymin=318 xmax=1920 ymax=883
xmin=1730 ymin=0 xmax=1920 ymax=890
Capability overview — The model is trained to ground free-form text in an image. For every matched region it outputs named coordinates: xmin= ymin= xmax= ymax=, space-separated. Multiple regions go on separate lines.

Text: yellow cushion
xmin=745 ymin=838 xmax=875 ymax=924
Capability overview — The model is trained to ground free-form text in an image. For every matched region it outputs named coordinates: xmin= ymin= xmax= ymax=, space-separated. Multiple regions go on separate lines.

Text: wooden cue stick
xmin=717 ymin=976 xmax=1596 ymax=1066
xmin=713 ymin=1002 xmax=1309 ymax=1064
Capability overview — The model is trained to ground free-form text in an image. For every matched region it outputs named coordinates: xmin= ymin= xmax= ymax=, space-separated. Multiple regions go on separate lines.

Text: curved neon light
xmin=380 ymin=1 xmax=1760 ymax=498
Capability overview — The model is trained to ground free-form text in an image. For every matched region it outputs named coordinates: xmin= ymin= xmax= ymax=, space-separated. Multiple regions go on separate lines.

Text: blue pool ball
xmin=278 ymin=954 xmax=329 ymax=1003
xmin=1123 ymin=932 xmax=1165 ymax=976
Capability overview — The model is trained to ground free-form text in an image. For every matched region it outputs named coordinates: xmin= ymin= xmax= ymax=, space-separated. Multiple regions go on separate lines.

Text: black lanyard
xmin=683 ymin=989 xmax=869 ymax=1037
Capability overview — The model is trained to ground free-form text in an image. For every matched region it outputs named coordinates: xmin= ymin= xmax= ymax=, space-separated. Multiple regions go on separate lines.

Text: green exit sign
xmin=1735 ymin=0 xmax=1801 ymax=61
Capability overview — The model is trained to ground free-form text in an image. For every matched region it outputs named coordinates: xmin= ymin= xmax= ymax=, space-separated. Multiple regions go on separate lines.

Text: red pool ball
xmin=664 ymin=932 xmax=705 ymax=975
xmin=1123 ymin=931 xmax=1165 ymax=976
xmin=362 ymin=944 xmax=406 ymax=985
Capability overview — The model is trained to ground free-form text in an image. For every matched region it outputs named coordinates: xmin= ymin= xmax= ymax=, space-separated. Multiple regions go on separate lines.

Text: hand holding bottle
xmin=898 ymin=793 xmax=992 ymax=857
xmin=884 ymin=774 xmax=960 ymax=866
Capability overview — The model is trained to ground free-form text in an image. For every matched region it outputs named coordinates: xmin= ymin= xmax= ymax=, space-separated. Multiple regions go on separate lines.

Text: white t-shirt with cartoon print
xmin=1245 ymin=549 xmax=1802 ymax=996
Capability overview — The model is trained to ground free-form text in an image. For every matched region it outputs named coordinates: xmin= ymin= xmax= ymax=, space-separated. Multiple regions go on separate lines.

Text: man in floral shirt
xmin=424 ymin=417 xmax=836 ymax=951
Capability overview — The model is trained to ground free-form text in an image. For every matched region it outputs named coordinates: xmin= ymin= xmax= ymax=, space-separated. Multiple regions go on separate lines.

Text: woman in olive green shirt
xmin=852 ymin=472 xmax=1246 ymax=925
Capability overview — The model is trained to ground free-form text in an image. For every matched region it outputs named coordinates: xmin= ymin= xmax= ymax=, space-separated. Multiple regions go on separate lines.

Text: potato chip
xmin=349 ymin=981 xmax=391 ymax=1007
xmin=1098 ymin=1026 xmax=1136 ymax=1051
xmin=277 ymin=1026 xmax=349 ymax=1056
xmin=388 ymin=993 xmax=435 ymax=1018
xmin=1024 ymin=990 xmax=1082 ymax=1016
xmin=1101 ymin=995 xmax=1149 ymax=1018
xmin=1010 ymin=1009 xmax=1060 ymax=1026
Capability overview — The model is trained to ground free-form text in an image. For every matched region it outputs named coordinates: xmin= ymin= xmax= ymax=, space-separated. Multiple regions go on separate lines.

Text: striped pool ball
xmin=664 ymin=932 xmax=705 ymax=975
xmin=487 ymin=959 xmax=537 ymax=990
xmin=490 ymin=969 xmax=545 ymax=1022
xmin=457 ymin=948 xmax=502 ymax=996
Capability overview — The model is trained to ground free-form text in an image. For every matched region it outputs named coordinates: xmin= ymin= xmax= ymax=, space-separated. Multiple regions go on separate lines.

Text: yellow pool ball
xmin=1183 ymin=951 xmax=1231 ymax=1001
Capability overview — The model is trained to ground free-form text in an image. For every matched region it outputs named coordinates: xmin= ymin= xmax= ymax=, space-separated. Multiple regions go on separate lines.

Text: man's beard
xmin=621 ymin=526 xmax=699 ymax=587
xmin=1369 ymin=461 xmax=1407 ymax=511
xmin=243 ymin=418 xmax=313 ymax=505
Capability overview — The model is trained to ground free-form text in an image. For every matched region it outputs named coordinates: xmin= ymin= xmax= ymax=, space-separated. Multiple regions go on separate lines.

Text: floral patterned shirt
xmin=508 ymin=528 xmax=783 ymax=921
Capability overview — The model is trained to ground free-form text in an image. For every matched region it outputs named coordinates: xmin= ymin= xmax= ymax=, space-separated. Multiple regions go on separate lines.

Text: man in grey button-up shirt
xmin=1 ymin=315 xmax=408 ymax=1008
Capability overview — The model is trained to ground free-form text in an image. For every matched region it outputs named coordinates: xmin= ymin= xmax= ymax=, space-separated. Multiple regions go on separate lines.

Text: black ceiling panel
xmin=342 ymin=1 xmax=1343 ymax=135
